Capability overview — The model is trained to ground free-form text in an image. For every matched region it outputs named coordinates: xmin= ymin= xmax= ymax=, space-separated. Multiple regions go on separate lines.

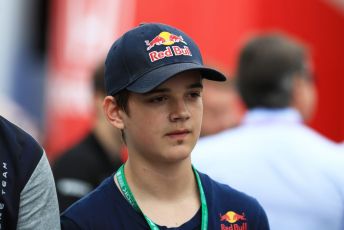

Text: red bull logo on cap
xmin=220 ymin=211 xmax=247 ymax=230
xmin=145 ymin=31 xmax=192 ymax=62
xmin=145 ymin=31 xmax=187 ymax=50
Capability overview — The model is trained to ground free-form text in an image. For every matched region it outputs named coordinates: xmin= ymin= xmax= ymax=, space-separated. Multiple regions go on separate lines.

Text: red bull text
xmin=221 ymin=223 xmax=248 ymax=230
xmin=220 ymin=211 xmax=247 ymax=230
xmin=145 ymin=31 xmax=191 ymax=62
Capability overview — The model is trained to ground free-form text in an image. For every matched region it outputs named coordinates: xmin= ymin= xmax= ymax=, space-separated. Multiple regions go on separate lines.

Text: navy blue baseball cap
xmin=105 ymin=23 xmax=227 ymax=95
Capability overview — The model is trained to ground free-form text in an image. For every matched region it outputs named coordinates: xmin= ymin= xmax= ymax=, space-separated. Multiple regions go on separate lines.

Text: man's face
xmin=121 ymin=71 xmax=203 ymax=164
xmin=201 ymin=80 xmax=243 ymax=136
xmin=292 ymin=73 xmax=317 ymax=121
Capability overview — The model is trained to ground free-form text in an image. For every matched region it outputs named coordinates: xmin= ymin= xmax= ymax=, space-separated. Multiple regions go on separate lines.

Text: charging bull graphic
xmin=145 ymin=31 xmax=187 ymax=51
xmin=220 ymin=211 xmax=246 ymax=223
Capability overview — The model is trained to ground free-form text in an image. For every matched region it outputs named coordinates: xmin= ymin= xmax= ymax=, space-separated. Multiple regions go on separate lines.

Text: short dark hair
xmin=237 ymin=34 xmax=307 ymax=109
xmin=93 ymin=62 xmax=131 ymax=143
xmin=113 ymin=90 xmax=131 ymax=144
xmin=113 ymin=90 xmax=130 ymax=115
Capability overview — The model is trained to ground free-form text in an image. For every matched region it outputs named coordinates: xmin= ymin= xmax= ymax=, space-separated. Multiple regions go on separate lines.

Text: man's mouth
xmin=165 ymin=129 xmax=191 ymax=139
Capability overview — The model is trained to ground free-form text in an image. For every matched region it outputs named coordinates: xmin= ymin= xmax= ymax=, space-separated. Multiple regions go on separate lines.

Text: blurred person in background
xmin=340 ymin=141 xmax=344 ymax=150
xmin=201 ymin=79 xmax=243 ymax=137
xmin=0 ymin=116 xmax=60 ymax=230
xmin=53 ymin=63 xmax=126 ymax=212
xmin=192 ymin=34 xmax=344 ymax=230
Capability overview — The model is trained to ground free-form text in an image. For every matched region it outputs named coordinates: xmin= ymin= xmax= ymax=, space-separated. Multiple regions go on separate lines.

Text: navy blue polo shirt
xmin=61 ymin=171 xmax=269 ymax=229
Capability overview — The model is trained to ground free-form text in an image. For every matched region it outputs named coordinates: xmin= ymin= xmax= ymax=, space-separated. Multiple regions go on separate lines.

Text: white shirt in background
xmin=192 ymin=108 xmax=344 ymax=230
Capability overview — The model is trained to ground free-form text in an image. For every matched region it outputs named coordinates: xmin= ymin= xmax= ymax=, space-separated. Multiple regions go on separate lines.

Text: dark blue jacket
xmin=0 ymin=116 xmax=42 ymax=229
xmin=61 ymin=171 xmax=269 ymax=229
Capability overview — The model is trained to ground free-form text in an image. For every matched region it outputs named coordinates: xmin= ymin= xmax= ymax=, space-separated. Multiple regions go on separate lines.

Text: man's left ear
xmin=103 ymin=96 xmax=125 ymax=129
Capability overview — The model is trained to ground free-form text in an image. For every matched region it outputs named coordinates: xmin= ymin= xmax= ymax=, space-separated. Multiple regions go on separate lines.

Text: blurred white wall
xmin=0 ymin=0 xmax=23 ymax=96
xmin=0 ymin=0 xmax=42 ymax=140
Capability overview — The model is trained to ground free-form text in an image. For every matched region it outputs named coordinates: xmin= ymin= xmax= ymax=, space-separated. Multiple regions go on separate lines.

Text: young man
xmin=61 ymin=23 xmax=269 ymax=229
xmin=0 ymin=116 xmax=60 ymax=230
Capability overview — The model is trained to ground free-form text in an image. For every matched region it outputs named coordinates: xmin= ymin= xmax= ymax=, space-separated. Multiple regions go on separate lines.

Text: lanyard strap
xmin=115 ymin=164 xmax=208 ymax=230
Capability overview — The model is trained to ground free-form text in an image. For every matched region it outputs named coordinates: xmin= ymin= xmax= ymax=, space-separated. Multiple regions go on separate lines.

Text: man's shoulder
xmin=192 ymin=128 xmax=245 ymax=163
xmin=0 ymin=116 xmax=43 ymax=159
xmin=0 ymin=116 xmax=43 ymax=183
xmin=198 ymin=172 xmax=269 ymax=228
xmin=61 ymin=176 xmax=115 ymax=216
xmin=52 ymin=133 xmax=107 ymax=174
xmin=199 ymin=171 xmax=262 ymax=208
xmin=54 ymin=134 xmax=97 ymax=162
xmin=0 ymin=116 xmax=45 ymax=229
xmin=61 ymin=175 xmax=141 ymax=229
xmin=195 ymin=121 xmax=339 ymax=153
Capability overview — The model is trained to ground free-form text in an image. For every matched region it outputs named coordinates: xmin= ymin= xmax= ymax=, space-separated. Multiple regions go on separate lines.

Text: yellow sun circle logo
xmin=159 ymin=32 xmax=174 ymax=45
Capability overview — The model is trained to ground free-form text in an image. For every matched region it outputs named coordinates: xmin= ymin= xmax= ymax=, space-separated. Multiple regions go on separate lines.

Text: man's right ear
xmin=103 ymin=96 xmax=125 ymax=129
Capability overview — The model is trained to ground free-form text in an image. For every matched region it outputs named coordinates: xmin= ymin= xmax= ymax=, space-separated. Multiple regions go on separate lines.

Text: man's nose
xmin=168 ymin=100 xmax=191 ymax=122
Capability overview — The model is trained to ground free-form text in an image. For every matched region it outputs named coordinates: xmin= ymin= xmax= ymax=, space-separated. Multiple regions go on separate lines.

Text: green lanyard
xmin=115 ymin=164 xmax=208 ymax=230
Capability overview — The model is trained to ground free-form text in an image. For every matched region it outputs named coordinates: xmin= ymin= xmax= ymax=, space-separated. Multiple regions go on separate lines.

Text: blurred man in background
xmin=53 ymin=63 xmax=125 ymax=212
xmin=0 ymin=116 xmax=60 ymax=229
xmin=192 ymin=34 xmax=344 ymax=230
xmin=201 ymin=79 xmax=243 ymax=137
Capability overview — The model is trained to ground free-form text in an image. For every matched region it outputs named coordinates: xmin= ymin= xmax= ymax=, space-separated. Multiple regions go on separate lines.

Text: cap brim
xmin=126 ymin=62 xmax=227 ymax=93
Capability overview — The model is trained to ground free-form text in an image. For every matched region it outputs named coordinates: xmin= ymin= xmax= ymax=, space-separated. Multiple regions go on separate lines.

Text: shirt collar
xmin=242 ymin=107 xmax=303 ymax=125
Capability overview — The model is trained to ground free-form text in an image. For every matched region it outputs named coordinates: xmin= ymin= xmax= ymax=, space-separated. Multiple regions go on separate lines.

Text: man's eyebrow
xmin=189 ymin=82 xmax=203 ymax=89
xmin=143 ymin=82 xmax=203 ymax=96
xmin=143 ymin=88 xmax=170 ymax=95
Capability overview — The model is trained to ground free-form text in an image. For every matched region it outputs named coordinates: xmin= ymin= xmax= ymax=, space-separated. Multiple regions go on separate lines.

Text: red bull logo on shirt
xmin=220 ymin=211 xmax=247 ymax=230
xmin=145 ymin=31 xmax=192 ymax=62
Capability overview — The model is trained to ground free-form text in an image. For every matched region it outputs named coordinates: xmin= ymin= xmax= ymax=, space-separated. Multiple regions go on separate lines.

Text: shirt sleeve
xmin=16 ymin=151 xmax=60 ymax=230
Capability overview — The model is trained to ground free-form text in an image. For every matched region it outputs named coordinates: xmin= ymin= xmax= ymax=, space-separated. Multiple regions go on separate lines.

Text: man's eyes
xmin=147 ymin=91 xmax=202 ymax=103
xmin=148 ymin=96 xmax=168 ymax=103
xmin=188 ymin=91 xmax=201 ymax=98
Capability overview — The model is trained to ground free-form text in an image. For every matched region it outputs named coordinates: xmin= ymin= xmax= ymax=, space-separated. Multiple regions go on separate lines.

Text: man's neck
xmin=126 ymin=158 xmax=196 ymax=200
xmin=115 ymin=157 xmax=201 ymax=227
